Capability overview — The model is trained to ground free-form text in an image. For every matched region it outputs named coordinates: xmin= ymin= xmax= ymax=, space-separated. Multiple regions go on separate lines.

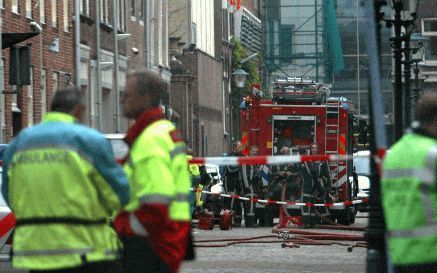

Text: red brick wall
xmin=127 ymin=0 xmax=146 ymax=70
xmin=79 ymin=1 xmax=128 ymax=61
xmin=2 ymin=0 xmax=74 ymax=141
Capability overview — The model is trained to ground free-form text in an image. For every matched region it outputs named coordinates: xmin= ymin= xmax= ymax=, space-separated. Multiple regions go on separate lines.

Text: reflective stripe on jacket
xmin=1 ymin=112 xmax=130 ymax=270
xmin=382 ymin=133 xmax=437 ymax=266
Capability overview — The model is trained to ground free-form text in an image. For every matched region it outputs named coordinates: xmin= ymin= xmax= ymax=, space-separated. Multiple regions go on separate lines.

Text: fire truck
xmin=240 ymin=77 xmax=357 ymax=225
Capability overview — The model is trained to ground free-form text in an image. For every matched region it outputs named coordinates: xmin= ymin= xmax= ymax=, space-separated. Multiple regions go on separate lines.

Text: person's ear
xmin=71 ymin=104 xmax=85 ymax=122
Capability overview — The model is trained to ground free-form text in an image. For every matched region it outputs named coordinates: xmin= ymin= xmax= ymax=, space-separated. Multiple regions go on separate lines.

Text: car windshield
xmin=354 ymin=155 xmax=371 ymax=176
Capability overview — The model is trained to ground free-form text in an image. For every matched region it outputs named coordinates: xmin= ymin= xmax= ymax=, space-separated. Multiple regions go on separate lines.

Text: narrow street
xmin=1 ymin=213 xmax=368 ymax=273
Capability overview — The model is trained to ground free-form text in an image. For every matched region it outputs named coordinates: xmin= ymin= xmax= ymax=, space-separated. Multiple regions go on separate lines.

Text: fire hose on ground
xmin=193 ymin=231 xmax=366 ymax=251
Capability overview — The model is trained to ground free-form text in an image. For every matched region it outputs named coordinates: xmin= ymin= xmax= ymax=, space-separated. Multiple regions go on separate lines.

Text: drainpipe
xmin=95 ymin=0 xmax=102 ymax=130
xmin=113 ymin=0 xmax=120 ymax=132
xmin=74 ymin=0 xmax=81 ymax=86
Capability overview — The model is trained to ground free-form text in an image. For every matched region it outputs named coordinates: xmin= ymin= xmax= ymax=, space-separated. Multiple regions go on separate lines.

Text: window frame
xmin=51 ymin=0 xmax=57 ymax=28
xmin=40 ymin=0 xmax=45 ymax=23
xmin=421 ymin=18 xmax=437 ymax=64
xmin=12 ymin=0 xmax=19 ymax=14
xmin=63 ymin=0 xmax=69 ymax=31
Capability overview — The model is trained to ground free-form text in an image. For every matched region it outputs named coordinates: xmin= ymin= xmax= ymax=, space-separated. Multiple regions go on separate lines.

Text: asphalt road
xmin=0 ymin=213 xmax=369 ymax=273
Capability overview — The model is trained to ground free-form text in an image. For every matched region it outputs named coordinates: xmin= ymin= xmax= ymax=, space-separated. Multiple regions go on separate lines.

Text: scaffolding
xmin=262 ymin=0 xmax=342 ymax=86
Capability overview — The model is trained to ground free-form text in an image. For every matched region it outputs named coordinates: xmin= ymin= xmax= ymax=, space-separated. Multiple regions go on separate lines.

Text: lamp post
xmin=232 ymin=68 xmax=249 ymax=88
xmin=389 ymin=0 xmax=404 ymax=142
xmin=410 ymin=33 xmax=429 ymax=108
xmin=232 ymin=68 xmax=249 ymax=140
xmin=386 ymin=0 xmax=418 ymax=140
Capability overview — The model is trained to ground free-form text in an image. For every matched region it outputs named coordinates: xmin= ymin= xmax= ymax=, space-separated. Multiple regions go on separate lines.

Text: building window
xmin=41 ymin=69 xmax=47 ymax=116
xmin=28 ymin=66 xmax=34 ymax=126
xmin=12 ymin=0 xmax=19 ymax=13
xmin=119 ymin=0 xmax=126 ymax=31
xmin=158 ymin=0 xmax=163 ymax=65
xmin=100 ymin=0 xmax=109 ymax=24
xmin=139 ymin=0 xmax=144 ymax=21
xmin=131 ymin=0 xmax=135 ymax=20
xmin=422 ymin=19 xmax=437 ymax=63
xmin=40 ymin=0 xmax=45 ymax=23
xmin=53 ymin=71 xmax=59 ymax=92
xmin=80 ymin=0 xmax=90 ymax=16
xmin=63 ymin=0 xmax=69 ymax=31
xmin=105 ymin=0 xmax=109 ymax=24
xmin=0 ymin=0 xmax=3 ymax=9
xmin=26 ymin=0 xmax=32 ymax=18
xmin=51 ymin=0 xmax=57 ymax=28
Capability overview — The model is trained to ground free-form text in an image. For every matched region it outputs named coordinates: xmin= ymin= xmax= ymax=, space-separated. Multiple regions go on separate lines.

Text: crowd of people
xmin=202 ymin=141 xmax=333 ymax=228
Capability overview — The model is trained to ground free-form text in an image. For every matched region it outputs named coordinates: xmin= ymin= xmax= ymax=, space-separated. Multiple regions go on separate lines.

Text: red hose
xmin=295 ymin=234 xmax=364 ymax=241
xmin=314 ymin=224 xmax=366 ymax=231
xmin=195 ymin=235 xmax=277 ymax=243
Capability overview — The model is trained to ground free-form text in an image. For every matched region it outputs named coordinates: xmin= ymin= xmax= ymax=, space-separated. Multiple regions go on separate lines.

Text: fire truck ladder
xmin=325 ymin=99 xmax=340 ymax=188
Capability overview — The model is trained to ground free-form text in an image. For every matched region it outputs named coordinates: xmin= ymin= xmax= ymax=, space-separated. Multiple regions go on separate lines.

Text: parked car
xmin=105 ymin=134 xmax=129 ymax=163
xmin=352 ymin=150 xmax=371 ymax=212
xmin=0 ymin=144 xmax=12 ymax=261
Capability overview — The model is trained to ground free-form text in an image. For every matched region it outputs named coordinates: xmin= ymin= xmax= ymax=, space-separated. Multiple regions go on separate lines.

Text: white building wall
xmin=191 ymin=0 xmax=215 ymax=56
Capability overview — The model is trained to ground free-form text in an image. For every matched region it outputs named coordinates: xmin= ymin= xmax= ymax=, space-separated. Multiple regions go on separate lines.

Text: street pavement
xmin=180 ymin=213 xmax=368 ymax=273
xmin=0 ymin=213 xmax=368 ymax=273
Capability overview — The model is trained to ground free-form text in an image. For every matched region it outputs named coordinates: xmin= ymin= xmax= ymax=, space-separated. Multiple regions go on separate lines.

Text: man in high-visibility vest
xmin=114 ymin=69 xmax=192 ymax=273
xmin=382 ymin=92 xmax=437 ymax=273
xmin=187 ymin=147 xmax=201 ymax=216
xmin=1 ymin=87 xmax=130 ymax=273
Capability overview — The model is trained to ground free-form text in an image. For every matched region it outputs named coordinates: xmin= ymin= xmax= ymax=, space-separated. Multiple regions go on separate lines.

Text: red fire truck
xmin=241 ymin=77 xmax=356 ymax=225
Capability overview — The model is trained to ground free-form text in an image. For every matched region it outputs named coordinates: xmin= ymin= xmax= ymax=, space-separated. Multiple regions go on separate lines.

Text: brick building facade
xmin=1 ymin=0 xmax=74 ymax=142
xmin=1 ymin=0 xmax=170 ymax=140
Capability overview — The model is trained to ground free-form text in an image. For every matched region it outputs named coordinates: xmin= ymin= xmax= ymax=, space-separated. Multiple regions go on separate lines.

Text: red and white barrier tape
xmin=189 ymin=154 xmax=357 ymax=166
xmin=193 ymin=188 xmax=368 ymax=207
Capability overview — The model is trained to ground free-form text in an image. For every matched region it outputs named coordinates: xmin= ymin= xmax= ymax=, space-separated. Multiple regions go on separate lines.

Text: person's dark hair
xmin=127 ymin=69 xmax=167 ymax=107
xmin=233 ymin=141 xmax=242 ymax=150
xmin=298 ymin=146 xmax=307 ymax=155
xmin=50 ymin=86 xmax=85 ymax=113
xmin=416 ymin=92 xmax=437 ymax=125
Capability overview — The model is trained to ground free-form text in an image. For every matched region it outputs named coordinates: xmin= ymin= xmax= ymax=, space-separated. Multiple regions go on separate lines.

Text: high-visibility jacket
xmin=115 ymin=108 xmax=191 ymax=273
xmin=1 ymin=112 xmax=130 ymax=270
xmin=187 ymin=155 xmax=200 ymax=178
xmin=123 ymin=119 xmax=191 ymax=220
xmin=382 ymin=132 xmax=437 ymax=266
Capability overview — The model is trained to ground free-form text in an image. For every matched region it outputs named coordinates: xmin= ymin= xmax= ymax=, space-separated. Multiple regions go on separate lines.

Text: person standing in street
xmin=113 ymin=69 xmax=192 ymax=273
xmin=382 ymin=92 xmax=437 ymax=273
xmin=1 ymin=87 xmax=130 ymax=273
xmin=224 ymin=141 xmax=244 ymax=227
xmin=186 ymin=147 xmax=201 ymax=218
xmin=241 ymin=145 xmax=262 ymax=227
xmin=300 ymin=143 xmax=331 ymax=227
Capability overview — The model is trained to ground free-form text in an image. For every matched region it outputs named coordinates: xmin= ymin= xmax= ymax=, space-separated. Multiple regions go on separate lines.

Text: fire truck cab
xmin=241 ymin=77 xmax=356 ymax=225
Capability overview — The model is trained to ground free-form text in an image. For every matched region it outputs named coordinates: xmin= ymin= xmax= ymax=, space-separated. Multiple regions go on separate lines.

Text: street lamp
xmin=410 ymin=33 xmax=430 ymax=106
xmin=232 ymin=68 xmax=249 ymax=88
xmin=385 ymin=0 xmax=418 ymax=140
xmin=232 ymin=68 xmax=249 ymax=141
